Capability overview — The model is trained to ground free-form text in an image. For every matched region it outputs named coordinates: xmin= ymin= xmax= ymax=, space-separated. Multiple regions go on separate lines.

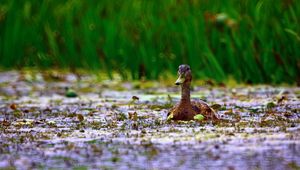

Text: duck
xmin=168 ymin=64 xmax=218 ymax=121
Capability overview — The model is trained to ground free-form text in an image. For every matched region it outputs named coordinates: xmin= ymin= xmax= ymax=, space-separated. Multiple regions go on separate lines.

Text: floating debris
xmin=65 ymin=87 xmax=78 ymax=98
xmin=0 ymin=71 xmax=299 ymax=170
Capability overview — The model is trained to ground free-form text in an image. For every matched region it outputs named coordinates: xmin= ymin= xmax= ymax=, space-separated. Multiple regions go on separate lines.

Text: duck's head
xmin=175 ymin=64 xmax=192 ymax=85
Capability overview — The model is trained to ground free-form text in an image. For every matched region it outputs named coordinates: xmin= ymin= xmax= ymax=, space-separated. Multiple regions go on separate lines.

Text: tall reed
xmin=0 ymin=0 xmax=299 ymax=83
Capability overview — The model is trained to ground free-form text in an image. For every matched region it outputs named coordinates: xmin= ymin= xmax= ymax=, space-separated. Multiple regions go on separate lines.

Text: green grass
xmin=0 ymin=0 xmax=299 ymax=84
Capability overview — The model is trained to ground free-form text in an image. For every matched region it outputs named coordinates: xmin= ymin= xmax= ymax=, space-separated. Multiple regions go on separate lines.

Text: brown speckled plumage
xmin=168 ymin=65 xmax=218 ymax=121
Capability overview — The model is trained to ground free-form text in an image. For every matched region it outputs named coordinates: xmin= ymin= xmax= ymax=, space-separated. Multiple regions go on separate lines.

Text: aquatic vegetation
xmin=65 ymin=87 xmax=78 ymax=98
xmin=0 ymin=1 xmax=299 ymax=83
xmin=0 ymin=71 xmax=299 ymax=169
xmin=193 ymin=114 xmax=205 ymax=121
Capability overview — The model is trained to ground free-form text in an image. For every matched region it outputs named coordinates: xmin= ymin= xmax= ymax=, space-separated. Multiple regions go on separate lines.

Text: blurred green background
xmin=0 ymin=0 xmax=299 ymax=84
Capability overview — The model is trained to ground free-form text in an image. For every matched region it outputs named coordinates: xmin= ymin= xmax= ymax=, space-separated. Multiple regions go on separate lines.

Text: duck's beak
xmin=175 ymin=74 xmax=185 ymax=85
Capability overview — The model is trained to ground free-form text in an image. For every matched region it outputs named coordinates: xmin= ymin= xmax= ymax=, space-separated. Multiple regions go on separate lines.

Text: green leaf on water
xmin=65 ymin=88 xmax=78 ymax=98
xmin=266 ymin=102 xmax=276 ymax=109
xmin=193 ymin=114 xmax=204 ymax=121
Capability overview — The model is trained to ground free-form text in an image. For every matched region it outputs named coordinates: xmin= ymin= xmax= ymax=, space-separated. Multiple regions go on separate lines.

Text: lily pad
xmin=65 ymin=87 xmax=78 ymax=97
xmin=266 ymin=102 xmax=276 ymax=109
xmin=193 ymin=114 xmax=204 ymax=121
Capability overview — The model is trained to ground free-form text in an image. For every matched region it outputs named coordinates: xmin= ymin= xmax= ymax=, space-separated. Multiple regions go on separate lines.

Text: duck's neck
xmin=180 ymin=82 xmax=191 ymax=105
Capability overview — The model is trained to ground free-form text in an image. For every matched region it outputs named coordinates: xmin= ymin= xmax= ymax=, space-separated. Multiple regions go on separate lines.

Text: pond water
xmin=0 ymin=71 xmax=299 ymax=170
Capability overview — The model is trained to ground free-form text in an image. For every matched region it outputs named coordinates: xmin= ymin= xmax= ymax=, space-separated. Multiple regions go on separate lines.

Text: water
xmin=0 ymin=71 xmax=299 ymax=169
